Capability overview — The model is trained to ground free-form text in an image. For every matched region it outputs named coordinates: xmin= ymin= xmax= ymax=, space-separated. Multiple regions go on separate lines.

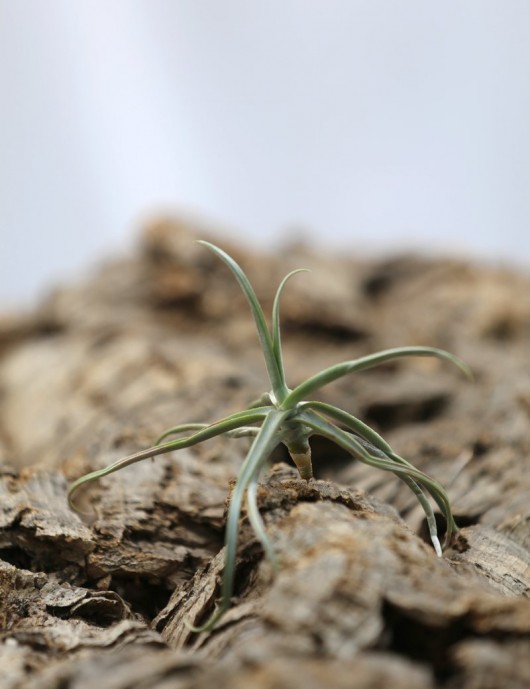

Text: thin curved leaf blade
xmin=186 ymin=408 xmax=289 ymax=632
xmin=68 ymin=407 xmax=271 ymax=512
xmin=284 ymin=346 xmax=472 ymax=407
xmin=299 ymin=409 xmax=457 ymax=549
xmin=271 ymin=268 xmax=309 ymax=386
xmin=198 ymin=241 xmax=288 ymax=401
xmin=246 ymin=474 xmax=279 ymax=570
xmin=301 ymin=402 xmax=444 ymax=555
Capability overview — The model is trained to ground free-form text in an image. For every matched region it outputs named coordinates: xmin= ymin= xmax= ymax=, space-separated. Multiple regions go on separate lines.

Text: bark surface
xmin=1 ymin=218 xmax=529 ymax=688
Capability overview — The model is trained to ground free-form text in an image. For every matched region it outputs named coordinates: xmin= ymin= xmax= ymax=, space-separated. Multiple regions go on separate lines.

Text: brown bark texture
xmin=1 ymin=218 xmax=529 ymax=689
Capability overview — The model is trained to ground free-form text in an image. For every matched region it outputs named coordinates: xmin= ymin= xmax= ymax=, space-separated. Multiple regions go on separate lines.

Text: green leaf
xmin=300 ymin=401 xmax=393 ymax=454
xmin=302 ymin=402 xmax=443 ymax=555
xmin=156 ymin=423 xmax=262 ymax=444
xmin=198 ymin=241 xmax=289 ymax=402
xmin=271 ymin=269 xmax=309 ymax=388
xmin=299 ymin=410 xmax=457 ymax=549
xmin=155 ymin=405 xmax=272 ymax=444
xmin=156 ymin=423 xmax=209 ymax=444
xmin=186 ymin=408 xmax=289 ymax=633
xmin=68 ymin=407 xmax=270 ymax=512
xmin=246 ymin=470 xmax=279 ymax=570
xmin=283 ymin=346 xmax=472 ymax=407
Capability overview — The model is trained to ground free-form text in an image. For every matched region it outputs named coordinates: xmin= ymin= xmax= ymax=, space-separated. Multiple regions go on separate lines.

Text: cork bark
xmin=1 ymin=218 xmax=529 ymax=688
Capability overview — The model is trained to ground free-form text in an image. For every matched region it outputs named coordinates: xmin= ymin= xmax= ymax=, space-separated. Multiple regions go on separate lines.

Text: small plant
xmin=69 ymin=241 xmax=471 ymax=632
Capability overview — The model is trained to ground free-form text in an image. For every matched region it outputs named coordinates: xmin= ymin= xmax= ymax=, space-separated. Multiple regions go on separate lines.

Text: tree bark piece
xmin=0 ymin=217 xmax=529 ymax=687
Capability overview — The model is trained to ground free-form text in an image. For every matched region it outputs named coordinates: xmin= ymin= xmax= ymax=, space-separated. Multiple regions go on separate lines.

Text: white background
xmin=1 ymin=1 xmax=530 ymax=306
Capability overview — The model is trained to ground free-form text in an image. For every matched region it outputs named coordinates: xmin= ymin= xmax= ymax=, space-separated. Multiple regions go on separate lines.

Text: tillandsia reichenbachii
xmin=68 ymin=241 xmax=472 ymax=632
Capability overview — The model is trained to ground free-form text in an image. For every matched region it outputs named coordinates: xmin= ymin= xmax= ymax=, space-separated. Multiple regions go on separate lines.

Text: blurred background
xmin=1 ymin=1 xmax=530 ymax=307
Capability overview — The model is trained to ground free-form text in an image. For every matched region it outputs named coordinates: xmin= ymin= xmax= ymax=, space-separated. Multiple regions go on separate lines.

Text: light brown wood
xmin=1 ymin=218 xmax=529 ymax=688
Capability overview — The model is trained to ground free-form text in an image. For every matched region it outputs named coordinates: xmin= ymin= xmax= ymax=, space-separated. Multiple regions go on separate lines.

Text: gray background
xmin=1 ymin=1 xmax=530 ymax=306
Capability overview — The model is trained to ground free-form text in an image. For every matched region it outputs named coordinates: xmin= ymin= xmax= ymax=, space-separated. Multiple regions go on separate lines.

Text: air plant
xmin=68 ymin=241 xmax=471 ymax=632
